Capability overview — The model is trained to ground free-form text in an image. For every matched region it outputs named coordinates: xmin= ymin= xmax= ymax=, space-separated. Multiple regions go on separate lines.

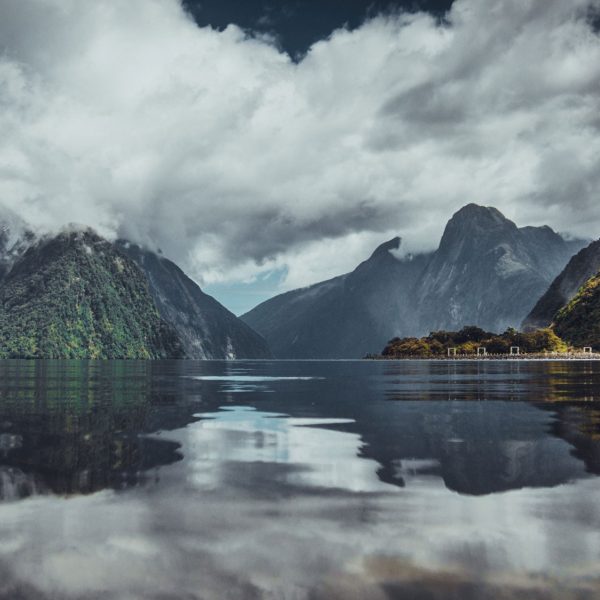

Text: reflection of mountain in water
xmin=0 ymin=361 xmax=196 ymax=499
xmin=551 ymin=405 xmax=600 ymax=476
xmin=211 ymin=361 xmax=600 ymax=496
xmin=1 ymin=360 xmax=600 ymax=501
xmin=361 ymin=362 xmax=600 ymax=495
xmin=355 ymin=400 xmax=590 ymax=495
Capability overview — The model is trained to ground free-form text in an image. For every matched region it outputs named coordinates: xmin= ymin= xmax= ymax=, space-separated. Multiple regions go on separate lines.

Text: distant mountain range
xmin=0 ymin=202 xmax=595 ymax=360
xmin=0 ymin=215 xmax=270 ymax=360
xmin=242 ymin=204 xmax=587 ymax=358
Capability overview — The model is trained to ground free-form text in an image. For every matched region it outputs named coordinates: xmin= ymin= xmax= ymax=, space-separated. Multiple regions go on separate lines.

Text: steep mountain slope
xmin=0 ymin=208 xmax=34 ymax=282
xmin=0 ymin=230 xmax=183 ymax=359
xmin=416 ymin=204 xmax=585 ymax=333
xmin=553 ymin=271 xmax=600 ymax=348
xmin=243 ymin=204 xmax=585 ymax=358
xmin=242 ymin=237 xmax=428 ymax=359
xmin=117 ymin=242 xmax=271 ymax=359
xmin=523 ymin=240 xmax=600 ymax=329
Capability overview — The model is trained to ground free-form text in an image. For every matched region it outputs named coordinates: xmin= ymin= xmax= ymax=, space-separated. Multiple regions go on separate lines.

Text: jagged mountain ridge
xmin=523 ymin=239 xmax=600 ymax=329
xmin=242 ymin=204 xmax=587 ymax=358
xmin=117 ymin=242 xmax=271 ymax=359
xmin=0 ymin=230 xmax=183 ymax=359
xmin=416 ymin=204 xmax=585 ymax=333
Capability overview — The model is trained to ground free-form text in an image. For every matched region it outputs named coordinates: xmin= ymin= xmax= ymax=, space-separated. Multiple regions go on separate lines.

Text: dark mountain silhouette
xmin=243 ymin=204 xmax=585 ymax=358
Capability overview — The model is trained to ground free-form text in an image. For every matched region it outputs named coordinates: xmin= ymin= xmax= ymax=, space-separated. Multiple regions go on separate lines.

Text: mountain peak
xmin=450 ymin=203 xmax=509 ymax=226
xmin=370 ymin=236 xmax=401 ymax=259
xmin=243 ymin=204 xmax=585 ymax=358
xmin=437 ymin=204 xmax=516 ymax=254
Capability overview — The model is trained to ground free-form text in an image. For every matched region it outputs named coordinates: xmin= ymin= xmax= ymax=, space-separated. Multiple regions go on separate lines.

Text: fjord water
xmin=1 ymin=361 xmax=600 ymax=599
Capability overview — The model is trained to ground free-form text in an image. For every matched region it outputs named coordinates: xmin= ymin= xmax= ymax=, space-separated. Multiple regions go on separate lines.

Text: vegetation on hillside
xmin=381 ymin=326 xmax=568 ymax=357
xmin=554 ymin=272 xmax=600 ymax=348
xmin=0 ymin=230 xmax=184 ymax=359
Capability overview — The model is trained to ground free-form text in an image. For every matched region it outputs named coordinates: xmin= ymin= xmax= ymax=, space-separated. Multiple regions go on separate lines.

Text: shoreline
xmin=366 ymin=352 xmax=600 ymax=361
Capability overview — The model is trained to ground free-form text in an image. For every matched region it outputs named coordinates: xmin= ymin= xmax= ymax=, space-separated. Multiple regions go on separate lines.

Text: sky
xmin=182 ymin=0 xmax=455 ymax=57
xmin=0 ymin=0 xmax=599 ymax=314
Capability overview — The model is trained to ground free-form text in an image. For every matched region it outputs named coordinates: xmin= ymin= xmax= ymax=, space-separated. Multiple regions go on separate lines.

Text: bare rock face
xmin=416 ymin=204 xmax=585 ymax=334
xmin=243 ymin=204 xmax=586 ymax=358
xmin=523 ymin=239 xmax=600 ymax=330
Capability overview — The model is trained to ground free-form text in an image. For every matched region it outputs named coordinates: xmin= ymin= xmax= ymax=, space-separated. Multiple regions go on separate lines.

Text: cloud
xmin=0 ymin=0 xmax=599 ymax=292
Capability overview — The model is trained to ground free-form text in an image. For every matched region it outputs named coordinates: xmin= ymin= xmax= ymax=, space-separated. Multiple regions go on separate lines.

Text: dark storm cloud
xmin=0 ymin=0 xmax=599 ymax=289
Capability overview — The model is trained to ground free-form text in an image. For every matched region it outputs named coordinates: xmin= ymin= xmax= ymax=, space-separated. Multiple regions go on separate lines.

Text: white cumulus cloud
xmin=0 ymin=0 xmax=599 ymax=296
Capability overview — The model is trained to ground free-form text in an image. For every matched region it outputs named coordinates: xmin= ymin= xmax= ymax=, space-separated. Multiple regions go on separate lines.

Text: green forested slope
xmin=380 ymin=326 xmax=567 ymax=357
xmin=0 ymin=230 xmax=184 ymax=359
xmin=554 ymin=272 xmax=600 ymax=348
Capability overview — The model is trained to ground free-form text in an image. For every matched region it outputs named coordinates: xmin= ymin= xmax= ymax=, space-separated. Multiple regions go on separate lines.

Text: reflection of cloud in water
xmin=186 ymin=406 xmax=390 ymax=493
xmin=2 ymin=361 xmax=600 ymax=598
xmin=2 ymin=469 xmax=600 ymax=598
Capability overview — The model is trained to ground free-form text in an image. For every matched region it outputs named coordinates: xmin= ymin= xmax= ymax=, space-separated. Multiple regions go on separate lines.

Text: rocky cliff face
xmin=0 ymin=230 xmax=184 ymax=359
xmin=117 ymin=243 xmax=272 ymax=359
xmin=523 ymin=240 xmax=600 ymax=329
xmin=243 ymin=204 xmax=586 ymax=358
xmin=416 ymin=204 xmax=584 ymax=333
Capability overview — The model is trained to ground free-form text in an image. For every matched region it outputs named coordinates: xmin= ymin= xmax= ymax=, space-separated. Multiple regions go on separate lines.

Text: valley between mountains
xmin=0 ymin=203 xmax=598 ymax=359
xmin=243 ymin=204 xmax=600 ymax=358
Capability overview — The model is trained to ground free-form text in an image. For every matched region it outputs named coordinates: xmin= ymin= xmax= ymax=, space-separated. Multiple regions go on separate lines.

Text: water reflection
xmin=381 ymin=359 xmax=600 ymax=402
xmin=187 ymin=406 xmax=388 ymax=493
xmin=0 ymin=360 xmax=600 ymax=598
xmin=1 ymin=360 xmax=600 ymax=499
xmin=0 ymin=361 xmax=192 ymax=498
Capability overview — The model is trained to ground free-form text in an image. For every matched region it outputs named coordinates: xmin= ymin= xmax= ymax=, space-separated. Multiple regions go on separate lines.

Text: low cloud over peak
xmin=0 ymin=0 xmax=599 ymax=301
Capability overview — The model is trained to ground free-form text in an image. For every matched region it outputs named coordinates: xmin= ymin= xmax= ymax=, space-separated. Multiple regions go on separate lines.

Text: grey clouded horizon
xmin=0 ymin=0 xmax=599 ymax=313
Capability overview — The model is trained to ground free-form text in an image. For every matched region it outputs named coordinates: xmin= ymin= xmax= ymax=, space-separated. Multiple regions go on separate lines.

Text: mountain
xmin=242 ymin=204 xmax=586 ymax=358
xmin=0 ymin=230 xmax=184 ymax=359
xmin=0 ymin=207 xmax=34 ymax=282
xmin=117 ymin=242 xmax=271 ymax=359
xmin=523 ymin=239 xmax=600 ymax=329
xmin=0 ymin=212 xmax=271 ymax=359
xmin=240 ymin=237 xmax=428 ymax=359
xmin=416 ymin=204 xmax=585 ymax=333
xmin=553 ymin=270 xmax=600 ymax=348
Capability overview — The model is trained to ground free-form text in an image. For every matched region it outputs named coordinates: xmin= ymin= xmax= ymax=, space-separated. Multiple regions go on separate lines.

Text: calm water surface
xmin=1 ymin=359 xmax=600 ymax=599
